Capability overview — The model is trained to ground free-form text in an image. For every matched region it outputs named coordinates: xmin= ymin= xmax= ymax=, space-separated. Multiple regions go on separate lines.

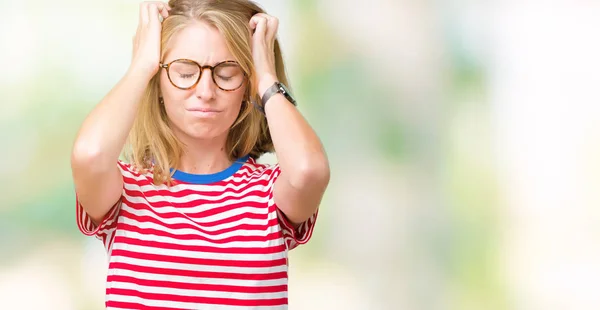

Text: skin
xmin=71 ymin=1 xmax=329 ymax=228
xmin=159 ymin=21 xmax=246 ymax=174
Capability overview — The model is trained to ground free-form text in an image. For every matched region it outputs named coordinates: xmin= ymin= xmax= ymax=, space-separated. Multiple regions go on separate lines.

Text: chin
xmin=176 ymin=120 xmax=231 ymax=140
xmin=185 ymin=126 xmax=227 ymax=140
xmin=168 ymin=111 xmax=239 ymax=142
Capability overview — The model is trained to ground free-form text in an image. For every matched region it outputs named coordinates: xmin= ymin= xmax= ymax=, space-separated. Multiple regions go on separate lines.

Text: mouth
xmin=186 ymin=107 xmax=221 ymax=117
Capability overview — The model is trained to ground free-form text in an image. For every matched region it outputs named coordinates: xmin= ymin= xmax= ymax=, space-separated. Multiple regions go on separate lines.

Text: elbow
xmin=71 ymin=140 xmax=112 ymax=174
xmin=287 ymin=157 xmax=330 ymax=190
xmin=72 ymin=139 xmax=100 ymax=162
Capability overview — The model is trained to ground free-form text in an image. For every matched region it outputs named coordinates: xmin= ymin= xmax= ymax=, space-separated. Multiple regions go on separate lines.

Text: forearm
xmin=72 ymin=67 xmax=152 ymax=170
xmin=261 ymin=78 xmax=330 ymax=188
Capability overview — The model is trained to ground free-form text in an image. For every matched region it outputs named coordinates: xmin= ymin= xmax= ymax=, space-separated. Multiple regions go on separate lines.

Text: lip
xmin=186 ymin=107 xmax=221 ymax=117
xmin=187 ymin=107 xmax=221 ymax=112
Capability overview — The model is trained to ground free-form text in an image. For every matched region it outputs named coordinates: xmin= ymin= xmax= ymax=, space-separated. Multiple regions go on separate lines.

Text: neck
xmin=176 ymin=134 xmax=232 ymax=175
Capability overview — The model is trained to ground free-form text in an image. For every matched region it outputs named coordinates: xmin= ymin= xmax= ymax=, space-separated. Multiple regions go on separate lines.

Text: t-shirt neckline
xmin=171 ymin=155 xmax=250 ymax=184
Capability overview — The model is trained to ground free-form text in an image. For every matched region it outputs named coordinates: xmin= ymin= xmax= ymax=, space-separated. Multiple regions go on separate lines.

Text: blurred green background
xmin=2 ymin=0 xmax=600 ymax=309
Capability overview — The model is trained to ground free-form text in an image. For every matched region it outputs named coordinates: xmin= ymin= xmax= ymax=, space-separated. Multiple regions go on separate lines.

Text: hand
xmin=130 ymin=1 xmax=170 ymax=79
xmin=249 ymin=13 xmax=279 ymax=96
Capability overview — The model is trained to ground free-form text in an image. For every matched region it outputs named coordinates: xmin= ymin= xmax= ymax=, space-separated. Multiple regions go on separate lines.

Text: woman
xmin=70 ymin=0 xmax=330 ymax=308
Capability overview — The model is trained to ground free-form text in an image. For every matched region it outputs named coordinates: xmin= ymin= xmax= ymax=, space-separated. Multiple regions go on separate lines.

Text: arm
xmin=262 ymin=78 xmax=330 ymax=226
xmin=250 ymin=14 xmax=330 ymax=227
xmin=71 ymin=2 xmax=169 ymax=224
xmin=71 ymin=69 xmax=150 ymax=224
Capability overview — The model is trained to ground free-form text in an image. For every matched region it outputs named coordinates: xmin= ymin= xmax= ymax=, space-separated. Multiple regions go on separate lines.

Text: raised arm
xmin=71 ymin=1 xmax=170 ymax=224
xmin=250 ymin=13 xmax=330 ymax=226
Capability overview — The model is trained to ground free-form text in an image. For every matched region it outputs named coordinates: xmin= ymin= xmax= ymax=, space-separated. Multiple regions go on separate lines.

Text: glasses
xmin=159 ymin=59 xmax=246 ymax=91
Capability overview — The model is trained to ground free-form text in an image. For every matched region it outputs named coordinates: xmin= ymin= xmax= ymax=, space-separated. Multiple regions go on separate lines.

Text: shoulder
xmin=116 ymin=159 xmax=156 ymax=184
xmin=218 ymin=157 xmax=281 ymax=188
xmin=239 ymin=157 xmax=280 ymax=179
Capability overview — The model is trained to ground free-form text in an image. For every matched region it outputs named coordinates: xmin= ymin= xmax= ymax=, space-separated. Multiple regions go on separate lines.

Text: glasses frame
xmin=159 ymin=59 xmax=246 ymax=91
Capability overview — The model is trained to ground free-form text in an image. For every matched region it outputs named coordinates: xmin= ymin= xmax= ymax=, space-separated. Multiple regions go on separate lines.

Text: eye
xmin=217 ymin=75 xmax=232 ymax=81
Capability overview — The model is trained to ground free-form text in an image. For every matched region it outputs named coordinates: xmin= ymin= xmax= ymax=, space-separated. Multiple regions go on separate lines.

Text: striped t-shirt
xmin=76 ymin=155 xmax=318 ymax=309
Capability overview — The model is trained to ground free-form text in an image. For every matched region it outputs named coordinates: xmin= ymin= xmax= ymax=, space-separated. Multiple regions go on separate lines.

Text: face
xmin=160 ymin=21 xmax=247 ymax=142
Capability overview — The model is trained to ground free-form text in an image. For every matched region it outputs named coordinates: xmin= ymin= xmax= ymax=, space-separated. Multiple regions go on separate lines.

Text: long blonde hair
xmin=125 ymin=0 xmax=290 ymax=185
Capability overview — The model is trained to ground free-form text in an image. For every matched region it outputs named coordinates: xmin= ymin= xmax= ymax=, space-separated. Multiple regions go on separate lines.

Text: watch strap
xmin=261 ymin=82 xmax=282 ymax=108
xmin=260 ymin=81 xmax=297 ymax=110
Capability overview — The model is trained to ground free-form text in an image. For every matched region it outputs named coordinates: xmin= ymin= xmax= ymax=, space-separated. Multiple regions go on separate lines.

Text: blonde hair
xmin=125 ymin=0 xmax=290 ymax=185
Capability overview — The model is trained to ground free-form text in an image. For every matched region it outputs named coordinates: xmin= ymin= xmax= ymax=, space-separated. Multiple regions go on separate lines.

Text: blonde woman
xmin=70 ymin=0 xmax=329 ymax=308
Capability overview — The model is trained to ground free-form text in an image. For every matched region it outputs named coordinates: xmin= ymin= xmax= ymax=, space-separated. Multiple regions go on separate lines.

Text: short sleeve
xmin=75 ymin=160 xmax=127 ymax=252
xmin=267 ymin=164 xmax=319 ymax=251
xmin=76 ymin=197 xmax=121 ymax=238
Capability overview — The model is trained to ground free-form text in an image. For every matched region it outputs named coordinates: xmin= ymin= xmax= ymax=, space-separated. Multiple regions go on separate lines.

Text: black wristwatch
xmin=261 ymin=82 xmax=297 ymax=108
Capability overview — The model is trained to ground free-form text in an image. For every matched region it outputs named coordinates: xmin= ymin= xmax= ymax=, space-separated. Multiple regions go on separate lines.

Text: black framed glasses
xmin=159 ymin=59 xmax=246 ymax=91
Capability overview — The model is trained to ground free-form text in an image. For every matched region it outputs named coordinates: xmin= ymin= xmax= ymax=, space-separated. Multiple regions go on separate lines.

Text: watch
xmin=261 ymin=82 xmax=297 ymax=108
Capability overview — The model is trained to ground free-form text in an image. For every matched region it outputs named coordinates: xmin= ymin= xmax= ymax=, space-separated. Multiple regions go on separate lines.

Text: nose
xmin=194 ymin=67 xmax=216 ymax=100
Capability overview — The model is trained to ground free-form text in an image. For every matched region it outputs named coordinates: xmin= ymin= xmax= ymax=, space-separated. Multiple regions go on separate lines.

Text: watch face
xmin=278 ymin=83 xmax=290 ymax=94
xmin=278 ymin=83 xmax=296 ymax=104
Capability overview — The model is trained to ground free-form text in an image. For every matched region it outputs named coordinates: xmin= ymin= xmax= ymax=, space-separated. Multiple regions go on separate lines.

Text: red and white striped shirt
xmin=76 ymin=155 xmax=317 ymax=309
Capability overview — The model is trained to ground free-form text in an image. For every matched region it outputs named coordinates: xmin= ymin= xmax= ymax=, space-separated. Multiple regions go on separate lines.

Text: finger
xmin=158 ymin=4 xmax=169 ymax=19
xmin=147 ymin=3 xmax=159 ymax=24
xmin=153 ymin=1 xmax=169 ymax=19
xmin=249 ymin=13 xmax=267 ymax=29
xmin=254 ymin=13 xmax=271 ymax=19
xmin=253 ymin=13 xmax=278 ymax=41
xmin=148 ymin=2 xmax=168 ymax=22
xmin=266 ymin=16 xmax=278 ymax=42
xmin=250 ymin=15 xmax=267 ymax=38
xmin=140 ymin=2 xmax=149 ymax=25
xmin=248 ymin=16 xmax=257 ymax=30
xmin=249 ymin=14 xmax=265 ymax=29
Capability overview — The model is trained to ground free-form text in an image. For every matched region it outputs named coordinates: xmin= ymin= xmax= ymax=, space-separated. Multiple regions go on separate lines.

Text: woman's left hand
xmin=249 ymin=13 xmax=279 ymax=96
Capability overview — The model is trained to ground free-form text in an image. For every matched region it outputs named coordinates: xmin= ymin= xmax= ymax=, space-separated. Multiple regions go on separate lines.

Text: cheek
xmin=159 ymin=75 xmax=175 ymax=98
xmin=163 ymin=102 xmax=183 ymax=126
xmin=159 ymin=77 xmax=186 ymax=119
xmin=224 ymin=89 xmax=246 ymax=122
xmin=221 ymin=102 xmax=242 ymax=127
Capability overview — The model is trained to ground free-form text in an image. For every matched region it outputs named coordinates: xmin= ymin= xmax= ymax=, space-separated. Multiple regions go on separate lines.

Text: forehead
xmin=164 ymin=20 xmax=234 ymax=64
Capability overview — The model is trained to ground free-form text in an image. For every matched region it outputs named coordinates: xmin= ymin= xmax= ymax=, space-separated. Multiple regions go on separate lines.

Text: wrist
xmin=128 ymin=62 xmax=159 ymax=82
xmin=122 ymin=66 xmax=156 ymax=94
xmin=257 ymin=74 xmax=278 ymax=98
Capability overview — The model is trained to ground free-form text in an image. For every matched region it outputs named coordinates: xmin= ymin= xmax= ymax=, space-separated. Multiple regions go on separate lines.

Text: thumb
xmin=250 ymin=16 xmax=267 ymax=42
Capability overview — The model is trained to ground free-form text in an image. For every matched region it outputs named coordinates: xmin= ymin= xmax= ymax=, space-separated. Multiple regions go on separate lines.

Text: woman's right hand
xmin=130 ymin=1 xmax=170 ymax=79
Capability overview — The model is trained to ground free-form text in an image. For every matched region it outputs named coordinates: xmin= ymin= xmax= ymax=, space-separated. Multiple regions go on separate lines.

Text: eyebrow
xmin=162 ymin=58 xmax=238 ymax=66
